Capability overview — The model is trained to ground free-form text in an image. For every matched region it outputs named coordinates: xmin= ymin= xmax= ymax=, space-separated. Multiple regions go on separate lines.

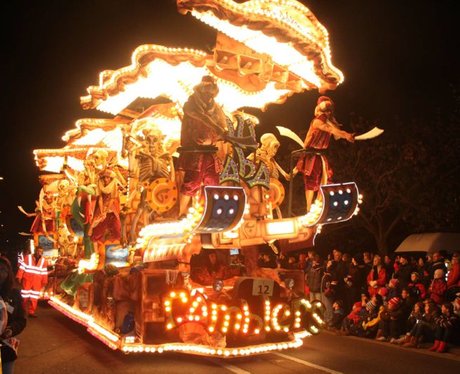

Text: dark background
xmin=0 ymin=0 xmax=458 ymax=252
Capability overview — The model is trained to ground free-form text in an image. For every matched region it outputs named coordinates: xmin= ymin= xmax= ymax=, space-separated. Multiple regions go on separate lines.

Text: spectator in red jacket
xmin=339 ymin=300 xmax=364 ymax=335
xmin=367 ymin=255 xmax=386 ymax=297
xmin=429 ymin=269 xmax=447 ymax=305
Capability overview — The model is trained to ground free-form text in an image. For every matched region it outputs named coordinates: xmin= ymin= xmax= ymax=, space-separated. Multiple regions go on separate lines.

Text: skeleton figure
xmin=127 ymin=129 xmax=176 ymax=243
xmin=85 ymin=149 xmax=110 ymax=185
xmin=246 ymin=133 xmax=289 ymax=218
xmin=249 ymin=133 xmax=289 ymax=180
xmin=137 ymin=129 xmax=171 ymax=182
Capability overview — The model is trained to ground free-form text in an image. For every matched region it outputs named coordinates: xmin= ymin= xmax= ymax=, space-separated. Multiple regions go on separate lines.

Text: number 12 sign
xmin=252 ymin=278 xmax=274 ymax=296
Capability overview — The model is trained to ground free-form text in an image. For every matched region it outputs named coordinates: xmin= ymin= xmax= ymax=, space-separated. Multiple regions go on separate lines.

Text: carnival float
xmin=23 ymin=0 xmax=371 ymax=357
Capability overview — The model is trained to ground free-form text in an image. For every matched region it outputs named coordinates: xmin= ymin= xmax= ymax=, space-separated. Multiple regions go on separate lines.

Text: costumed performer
xmin=177 ymin=76 xmax=228 ymax=218
xmin=294 ymin=96 xmax=354 ymax=212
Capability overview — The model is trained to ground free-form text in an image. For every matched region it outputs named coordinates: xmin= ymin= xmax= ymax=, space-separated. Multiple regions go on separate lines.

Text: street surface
xmin=15 ymin=302 xmax=460 ymax=374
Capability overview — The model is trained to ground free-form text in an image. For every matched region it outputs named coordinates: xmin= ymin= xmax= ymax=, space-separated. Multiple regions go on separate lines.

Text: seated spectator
xmin=396 ymin=301 xmax=424 ymax=345
xmin=376 ymin=297 xmax=404 ymax=343
xmin=428 ymin=302 xmax=459 ymax=353
xmin=429 ymin=269 xmax=447 ymax=305
xmin=400 ymin=288 xmax=414 ymax=321
xmin=328 ymin=300 xmax=345 ymax=331
xmin=407 ymin=272 xmax=426 ymax=301
xmin=339 ymin=300 xmax=363 ymax=336
xmin=358 ymin=294 xmax=384 ymax=338
xmin=367 ymin=255 xmax=386 ymax=297
xmin=403 ymin=300 xmax=439 ymax=348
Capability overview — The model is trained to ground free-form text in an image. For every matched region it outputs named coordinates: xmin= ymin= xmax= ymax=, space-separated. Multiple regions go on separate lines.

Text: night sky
xmin=0 ymin=0 xmax=457 ymax=251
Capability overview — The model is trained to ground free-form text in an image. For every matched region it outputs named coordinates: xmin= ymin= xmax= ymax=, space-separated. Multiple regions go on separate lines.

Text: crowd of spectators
xmin=302 ymin=249 xmax=460 ymax=353
xmin=270 ymin=249 xmax=460 ymax=353
xmin=189 ymin=247 xmax=459 ymax=353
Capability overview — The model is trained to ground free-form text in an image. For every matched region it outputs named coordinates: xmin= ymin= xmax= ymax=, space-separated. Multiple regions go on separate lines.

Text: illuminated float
xmin=25 ymin=0 xmax=363 ymax=357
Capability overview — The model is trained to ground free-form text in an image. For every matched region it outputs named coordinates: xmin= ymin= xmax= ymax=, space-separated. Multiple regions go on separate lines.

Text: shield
xmin=145 ymin=178 xmax=178 ymax=213
xmin=267 ymin=178 xmax=285 ymax=208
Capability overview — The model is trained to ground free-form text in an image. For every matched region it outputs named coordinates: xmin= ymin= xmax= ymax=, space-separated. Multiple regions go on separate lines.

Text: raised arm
xmin=312 ymin=118 xmax=354 ymax=143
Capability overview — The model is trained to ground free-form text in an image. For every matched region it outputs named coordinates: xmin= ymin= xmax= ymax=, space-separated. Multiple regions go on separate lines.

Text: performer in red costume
xmin=16 ymin=246 xmax=48 ymax=317
xmin=294 ymin=96 xmax=354 ymax=212
xmin=178 ymin=76 xmax=228 ymax=217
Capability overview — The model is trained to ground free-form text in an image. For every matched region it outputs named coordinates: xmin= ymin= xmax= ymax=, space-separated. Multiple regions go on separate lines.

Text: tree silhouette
xmin=325 ymin=90 xmax=460 ymax=254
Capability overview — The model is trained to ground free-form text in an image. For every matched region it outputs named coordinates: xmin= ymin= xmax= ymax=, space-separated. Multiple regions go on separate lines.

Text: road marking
xmin=273 ymin=352 xmax=343 ymax=374
xmin=205 ymin=358 xmax=251 ymax=374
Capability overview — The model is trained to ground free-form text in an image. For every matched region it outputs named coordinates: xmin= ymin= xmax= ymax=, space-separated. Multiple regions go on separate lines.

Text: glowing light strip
xmin=121 ymin=336 xmax=305 ymax=357
xmin=88 ymin=320 xmax=120 ymax=343
xmin=49 ymin=296 xmax=92 ymax=326
xmin=186 ymin=0 xmax=344 ymax=85
xmin=296 ymin=199 xmax=323 ymax=227
xmin=50 ymin=294 xmax=316 ymax=357
xmin=87 ymin=327 xmax=119 ymax=350
xmin=93 ymin=59 xmax=292 ymax=115
xmin=192 ymin=11 xmax=322 ymax=87
xmin=49 ymin=296 xmax=120 ymax=348
xmin=96 ymin=44 xmax=207 ymax=91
